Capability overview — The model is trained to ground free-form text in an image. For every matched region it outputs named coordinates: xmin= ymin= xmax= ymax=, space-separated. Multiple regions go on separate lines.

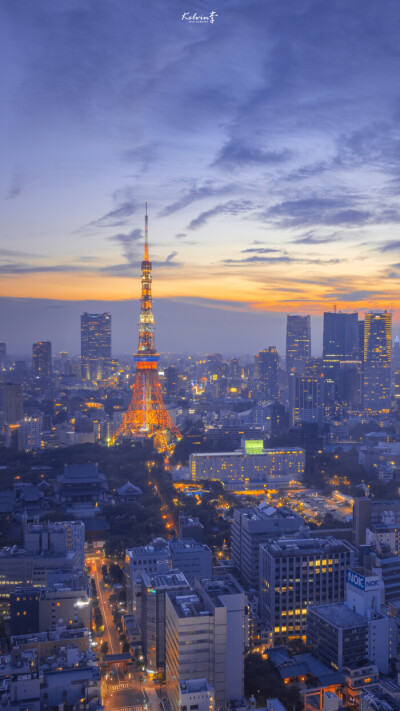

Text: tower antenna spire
xmin=144 ymin=201 xmax=149 ymax=261
xmin=110 ymin=200 xmax=181 ymax=453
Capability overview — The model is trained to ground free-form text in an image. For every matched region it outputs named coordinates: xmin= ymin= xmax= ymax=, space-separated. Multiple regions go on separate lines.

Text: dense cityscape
xmin=3 ymin=2 xmax=400 ymax=711
xmin=1 ymin=206 xmax=400 ymax=711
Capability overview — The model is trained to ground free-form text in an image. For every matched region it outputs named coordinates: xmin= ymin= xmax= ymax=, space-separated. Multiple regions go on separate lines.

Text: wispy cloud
xmin=188 ymin=200 xmax=252 ymax=230
xmin=212 ymin=140 xmax=291 ymax=169
xmin=160 ymin=182 xmax=235 ymax=218
xmin=107 ymin=228 xmax=143 ymax=263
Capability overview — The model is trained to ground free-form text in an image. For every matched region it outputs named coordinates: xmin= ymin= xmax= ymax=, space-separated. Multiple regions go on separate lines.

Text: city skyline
xmin=2 ymin=0 xmax=400 ymax=341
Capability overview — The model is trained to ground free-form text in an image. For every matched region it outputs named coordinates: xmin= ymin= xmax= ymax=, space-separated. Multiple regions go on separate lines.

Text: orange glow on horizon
xmin=1 ymin=262 xmax=400 ymax=316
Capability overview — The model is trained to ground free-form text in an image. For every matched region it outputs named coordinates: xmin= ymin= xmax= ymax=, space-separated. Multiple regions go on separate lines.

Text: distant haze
xmin=1 ymin=296 xmax=325 ymax=358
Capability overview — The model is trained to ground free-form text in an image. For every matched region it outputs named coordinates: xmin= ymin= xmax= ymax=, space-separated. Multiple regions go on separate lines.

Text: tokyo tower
xmin=111 ymin=205 xmax=181 ymax=453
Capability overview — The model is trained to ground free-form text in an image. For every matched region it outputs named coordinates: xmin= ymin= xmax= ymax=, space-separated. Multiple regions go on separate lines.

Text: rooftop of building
xmin=179 ymin=515 xmax=204 ymax=528
xmin=191 ymin=447 xmax=304 ymax=458
xmin=169 ymin=538 xmax=211 ymax=553
xmin=11 ymin=627 xmax=90 ymax=647
xmin=127 ymin=538 xmax=169 ymax=557
xmin=168 ymin=591 xmax=210 ymax=619
xmin=234 ymin=504 xmax=303 ymax=523
xmin=197 ymin=574 xmax=244 ymax=604
xmin=264 ymin=536 xmax=350 ymax=557
xmin=0 ymin=546 xmax=78 ymax=561
xmin=179 ymin=679 xmax=213 ymax=694
xmin=57 ymin=463 xmax=108 ymax=487
xmin=307 ymin=602 xmax=368 ymax=628
xmin=142 ymin=568 xmax=189 ymax=589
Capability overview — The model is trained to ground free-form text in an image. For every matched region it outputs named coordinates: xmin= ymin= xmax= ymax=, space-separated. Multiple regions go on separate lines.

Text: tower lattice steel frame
xmin=111 ymin=205 xmax=181 ymax=452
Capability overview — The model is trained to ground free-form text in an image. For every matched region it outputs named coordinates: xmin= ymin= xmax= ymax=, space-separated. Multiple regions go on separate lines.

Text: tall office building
xmin=231 ymin=506 xmax=304 ymax=587
xmin=1 ymin=383 xmax=23 ymax=424
xmin=80 ymin=312 xmax=112 ymax=381
xmin=286 ymin=315 xmax=311 ymax=374
xmin=289 ymin=373 xmax=323 ymax=426
xmin=32 ymin=341 xmax=52 ymax=377
xmin=323 ymin=312 xmax=359 ymax=361
xmin=322 ymin=312 xmax=361 ymax=407
xmin=0 ymin=343 xmax=6 ymax=366
xmin=363 ymin=311 xmax=391 ymax=414
xmin=259 ymin=537 xmax=353 ymax=645
xmin=165 ymin=365 xmax=179 ymax=400
xmin=141 ymin=569 xmax=190 ymax=672
xmin=255 ymin=346 xmax=279 ymax=398
xmin=165 ymin=575 xmax=246 ymax=711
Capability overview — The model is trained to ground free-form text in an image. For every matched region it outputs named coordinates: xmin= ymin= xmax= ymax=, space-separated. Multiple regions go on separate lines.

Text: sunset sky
xmin=1 ymin=0 xmax=400 ymax=352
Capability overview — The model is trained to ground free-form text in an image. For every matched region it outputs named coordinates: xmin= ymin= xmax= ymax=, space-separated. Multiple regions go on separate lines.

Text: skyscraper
xmin=0 ymin=343 xmax=6 ymax=367
xmin=286 ymin=315 xmax=311 ymax=374
xmin=255 ymin=346 xmax=279 ymax=398
xmin=32 ymin=341 xmax=52 ymax=377
xmin=80 ymin=313 xmax=112 ymax=381
xmin=289 ymin=373 xmax=323 ymax=426
xmin=363 ymin=311 xmax=392 ymax=414
xmin=323 ymin=312 xmax=359 ymax=361
xmin=165 ymin=365 xmax=179 ymax=400
xmin=1 ymin=383 xmax=23 ymax=424
xmin=322 ymin=311 xmax=361 ymax=408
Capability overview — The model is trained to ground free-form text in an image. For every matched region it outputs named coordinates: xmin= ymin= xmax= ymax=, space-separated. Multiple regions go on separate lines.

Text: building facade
xmin=80 ymin=312 xmax=112 ymax=381
xmin=286 ymin=315 xmax=311 ymax=375
xmin=190 ymin=444 xmax=305 ymax=487
xmin=259 ymin=536 xmax=353 ymax=645
xmin=231 ymin=505 xmax=304 ymax=588
xmin=289 ymin=374 xmax=323 ymax=426
xmin=32 ymin=341 xmax=52 ymax=377
xmin=363 ymin=311 xmax=391 ymax=414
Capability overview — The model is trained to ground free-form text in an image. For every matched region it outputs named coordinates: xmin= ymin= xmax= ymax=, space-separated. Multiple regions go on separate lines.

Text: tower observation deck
xmin=111 ymin=205 xmax=181 ymax=453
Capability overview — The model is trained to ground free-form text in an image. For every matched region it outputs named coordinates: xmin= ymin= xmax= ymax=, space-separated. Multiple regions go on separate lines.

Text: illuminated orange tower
xmin=112 ymin=204 xmax=181 ymax=453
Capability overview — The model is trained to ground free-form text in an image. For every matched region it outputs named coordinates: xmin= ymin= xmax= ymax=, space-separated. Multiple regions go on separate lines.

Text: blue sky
xmin=1 ymin=0 xmax=400 ymax=352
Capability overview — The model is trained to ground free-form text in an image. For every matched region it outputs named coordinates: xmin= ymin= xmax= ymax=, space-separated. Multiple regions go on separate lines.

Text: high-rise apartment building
xmin=286 ymin=315 xmax=311 ymax=374
xmin=255 ymin=347 xmax=279 ymax=398
xmin=1 ymin=382 xmax=23 ymax=424
xmin=80 ymin=312 xmax=112 ymax=381
xmin=259 ymin=536 xmax=353 ymax=645
xmin=32 ymin=341 xmax=52 ymax=377
xmin=165 ymin=575 xmax=247 ymax=711
xmin=363 ymin=311 xmax=391 ymax=414
xmin=289 ymin=373 xmax=323 ymax=426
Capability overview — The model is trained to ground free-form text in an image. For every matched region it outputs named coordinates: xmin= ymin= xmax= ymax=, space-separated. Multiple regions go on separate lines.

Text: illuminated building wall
xmin=189 ymin=447 xmax=305 ymax=485
xmin=259 ymin=537 xmax=353 ymax=646
xmin=32 ymin=341 xmax=52 ymax=377
xmin=286 ymin=315 xmax=311 ymax=375
xmin=80 ymin=312 xmax=112 ymax=381
xmin=363 ymin=311 xmax=392 ymax=414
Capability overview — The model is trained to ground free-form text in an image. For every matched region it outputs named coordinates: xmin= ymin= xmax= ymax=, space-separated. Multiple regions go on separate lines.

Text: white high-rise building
xmin=165 ymin=575 xmax=247 ymax=711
